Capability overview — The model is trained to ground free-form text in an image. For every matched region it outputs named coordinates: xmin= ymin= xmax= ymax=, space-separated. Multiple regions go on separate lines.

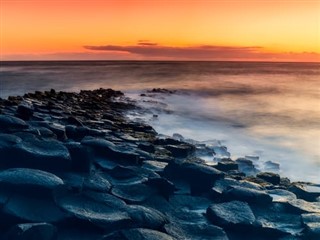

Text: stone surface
xmin=6 ymin=223 xmax=57 ymax=240
xmin=206 ymin=201 xmax=256 ymax=228
xmin=0 ymin=168 xmax=64 ymax=192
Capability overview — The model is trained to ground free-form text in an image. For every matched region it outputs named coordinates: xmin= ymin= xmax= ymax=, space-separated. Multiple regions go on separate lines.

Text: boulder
xmin=214 ymin=159 xmax=238 ymax=172
xmin=102 ymin=228 xmax=175 ymax=240
xmin=5 ymin=223 xmax=57 ymax=240
xmin=164 ymin=222 xmax=228 ymax=240
xmin=222 ymin=186 xmax=272 ymax=204
xmin=56 ymin=194 xmax=131 ymax=231
xmin=301 ymin=213 xmax=320 ymax=239
xmin=0 ymin=115 xmax=29 ymax=133
xmin=164 ymin=160 xmax=223 ymax=194
xmin=257 ymin=172 xmax=281 ymax=185
xmin=164 ymin=144 xmax=195 ymax=158
xmin=289 ymin=183 xmax=320 ymax=202
xmin=111 ymin=183 xmax=156 ymax=203
xmin=0 ymin=168 xmax=64 ymax=193
xmin=126 ymin=205 xmax=168 ymax=229
xmin=1 ymin=193 xmax=68 ymax=224
xmin=64 ymin=142 xmax=92 ymax=172
xmin=17 ymin=102 xmax=34 ymax=120
xmin=82 ymin=137 xmax=140 ymax=164
xmin=206 ymin=201 xmax=256 ymax=229
xmin=0 ymin=136 xmax=71 ymax=172
xmin=146 ymin=177 xmax=175 ymax=199
xmin=267 ymin=189 xmax=297 ymax=203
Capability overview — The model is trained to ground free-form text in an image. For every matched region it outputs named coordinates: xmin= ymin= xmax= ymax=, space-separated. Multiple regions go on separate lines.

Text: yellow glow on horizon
xmin=1 ymin=0 xmax=319 ymax=60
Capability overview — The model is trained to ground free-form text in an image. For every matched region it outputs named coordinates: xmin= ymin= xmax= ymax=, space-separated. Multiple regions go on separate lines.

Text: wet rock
xmin=164 ymin=222 xmax=228 ymax=240
xmin=257 ymin=172 xmax=281 ymax=185
xmin=1 ymin=193 xmax=68 ymax=224
xmin=0 ymin=137 xmax=71 ymax=172
xmin=67 ymin=116 xmax=84 ymax=126
xmin=236 ymin=158 xmax=258 ymax=176
xmin=285 ymin=199 xmax=320 ymax=214
xmin=252 ymin=202 xmax=304 ymax=237
xmin=126 ymin=205 xmax=168 ymax=229
xmin=138 ymin=142 xmax=156 ymax=153
xmin=206 ymin=201 xmax=256 ymax=229
xmin=142 ymin=160 xmax=168 ymax=173
xmin=164 ymin=160 xmax=223 ymax=194
xmin=111 ymin=183 xmax=156 ymax=203
xmin=164 ymin=144 xmax=195 ymax=158
xmin=82 ymin=191 xmax=127 ymax=209
xmin=5 ymin=223 xmax=57 ymax=240
xmin=65 ymin=142 xmax=92 ymax=172
xmin=17 ymin=102 xmax=34 ymax=120
xmin=56 ymin=194 xmax=131 ymax=231
xmin=268 ymin=189 xmax=297 ymax=202
xmin=102 ymin=228 xmax=175 ymax=240
xmin=289 ymin=183 xmax=320 ymax=202
xmin=301 ymin=213 xmax=320 ymax=239
xmin=0 ymin=168 xmax=64 ymax=193
xmin=82 ymin=137 xmax=140 ymax=164
xmin=168 ymin=195 xmax=211 ymax=223
xmin=214 ymin=159 xmax=239 ymax=172
xmin=83 ymin=172 xmax=111 ymax=192
xmin=146 ymin=177 xmax=175 ymax=199
xmin=222 ymin=185 xmax=272 ymax=204
xmin=0 ymin=115 xmax=29 ymax=132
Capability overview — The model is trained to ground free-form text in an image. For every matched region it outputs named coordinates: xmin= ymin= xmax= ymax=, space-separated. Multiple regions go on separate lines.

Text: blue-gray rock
xmin=111 ymin=183 xmax=156 ymax=203
xmin=5 ymin=223 xmax=57 ymax=240
xmin=82 ymin=137 xmax=140 ymax=164
xmin=289 ymin=183 xmax=320 ymax=202
xmin=0 ymin=168 xmax=64 ymax=192
xmin=126 ymin=205 xmax=168 ymax=229
xmin=0 ymin=136 xmax=71 ymax=172
xmin=164 ymin=160 xmax=223 ymax=194
xmin=301 ymin=213 xmax=320 ymax=239
xmin=56 ymin=194 xmax=131 ymax=231
xmin=1 ymin=193 xmax=68 ymax=224
xmin=0 ymin=115 xmax=29 ymax=132
xmin=257 ymin=172 xmax=281 ymax=185
xmin=102 ymin=228 xmax=175 ymax=240
xmin=64 ymin=142 xmax=91 ymax=172
xmin=164 ymin=222 xmax=228 ymax=240
xmin=206 ymin=201 xmax=256 ymax=228
xmin=223 ymin=185 xmax=272 ymax=204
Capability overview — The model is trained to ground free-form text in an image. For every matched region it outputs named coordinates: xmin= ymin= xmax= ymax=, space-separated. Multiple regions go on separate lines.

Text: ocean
xmin=0 ymin=61 xmax=319 ymax=182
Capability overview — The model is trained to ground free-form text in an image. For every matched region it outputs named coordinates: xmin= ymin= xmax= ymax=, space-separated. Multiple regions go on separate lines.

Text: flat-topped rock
xmin=222 ymin=185 xmax=272 ymax=204
xmin=126 ymin=205 xmax=168 ymax=229
xmin=103 ymin=228 xmax=175 ymax=240
xmin=5 ymin=223 xmax=57 ymax=240
xmin=1 ymin=193 xmax=68 ymax=224
xmin=164 ymin=222 xmax=229 ymax=240
xmin=206 ymin=201 xmax=256 ymax=228
xmin=0 ymin=168 xmax=64 ymax=192
xmin=301 ymin=213 xmax=320 ymax=239
xmin=0 ymin=136 xmax=71 ymax=172
xmin=56 ymin=194 xmax=131 ymax=231
xmin=0 ymin=115 xmax=29 ymax=132
xmin=111 ymin=183 xmax=157 ymax=203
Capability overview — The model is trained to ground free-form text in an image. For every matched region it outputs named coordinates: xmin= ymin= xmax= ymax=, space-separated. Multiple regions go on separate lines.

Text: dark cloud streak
xmin=83 ymin=44 xmax=268 ymax=59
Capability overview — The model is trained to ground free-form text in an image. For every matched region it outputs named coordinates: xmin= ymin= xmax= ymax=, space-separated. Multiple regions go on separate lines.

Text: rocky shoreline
xmin=0 ymin=88 xmax=319 ymax=240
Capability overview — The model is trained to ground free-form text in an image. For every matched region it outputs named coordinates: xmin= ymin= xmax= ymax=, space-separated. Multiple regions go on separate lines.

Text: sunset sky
xmin=1 ymin=0 xmax=319 ymax=61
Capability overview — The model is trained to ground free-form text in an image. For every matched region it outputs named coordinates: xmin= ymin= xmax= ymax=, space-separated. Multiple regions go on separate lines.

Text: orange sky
xmin=1 ymin=0 xmax=319 ymax=61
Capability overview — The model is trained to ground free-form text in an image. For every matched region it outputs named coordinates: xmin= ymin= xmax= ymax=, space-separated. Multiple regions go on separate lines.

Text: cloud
xmin=83 ymin=44 xmax=264 ymax=59
xmin=83 ymin=43 xmax=320 ymax=61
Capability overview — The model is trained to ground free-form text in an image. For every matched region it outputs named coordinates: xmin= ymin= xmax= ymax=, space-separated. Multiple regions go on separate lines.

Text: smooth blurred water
xmin=1 ymin=61 xmax=319 ymax=182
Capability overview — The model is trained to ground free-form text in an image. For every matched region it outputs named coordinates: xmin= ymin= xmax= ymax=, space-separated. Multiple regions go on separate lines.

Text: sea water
xmin=1 ymin=61 xmax=319 ymax=182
